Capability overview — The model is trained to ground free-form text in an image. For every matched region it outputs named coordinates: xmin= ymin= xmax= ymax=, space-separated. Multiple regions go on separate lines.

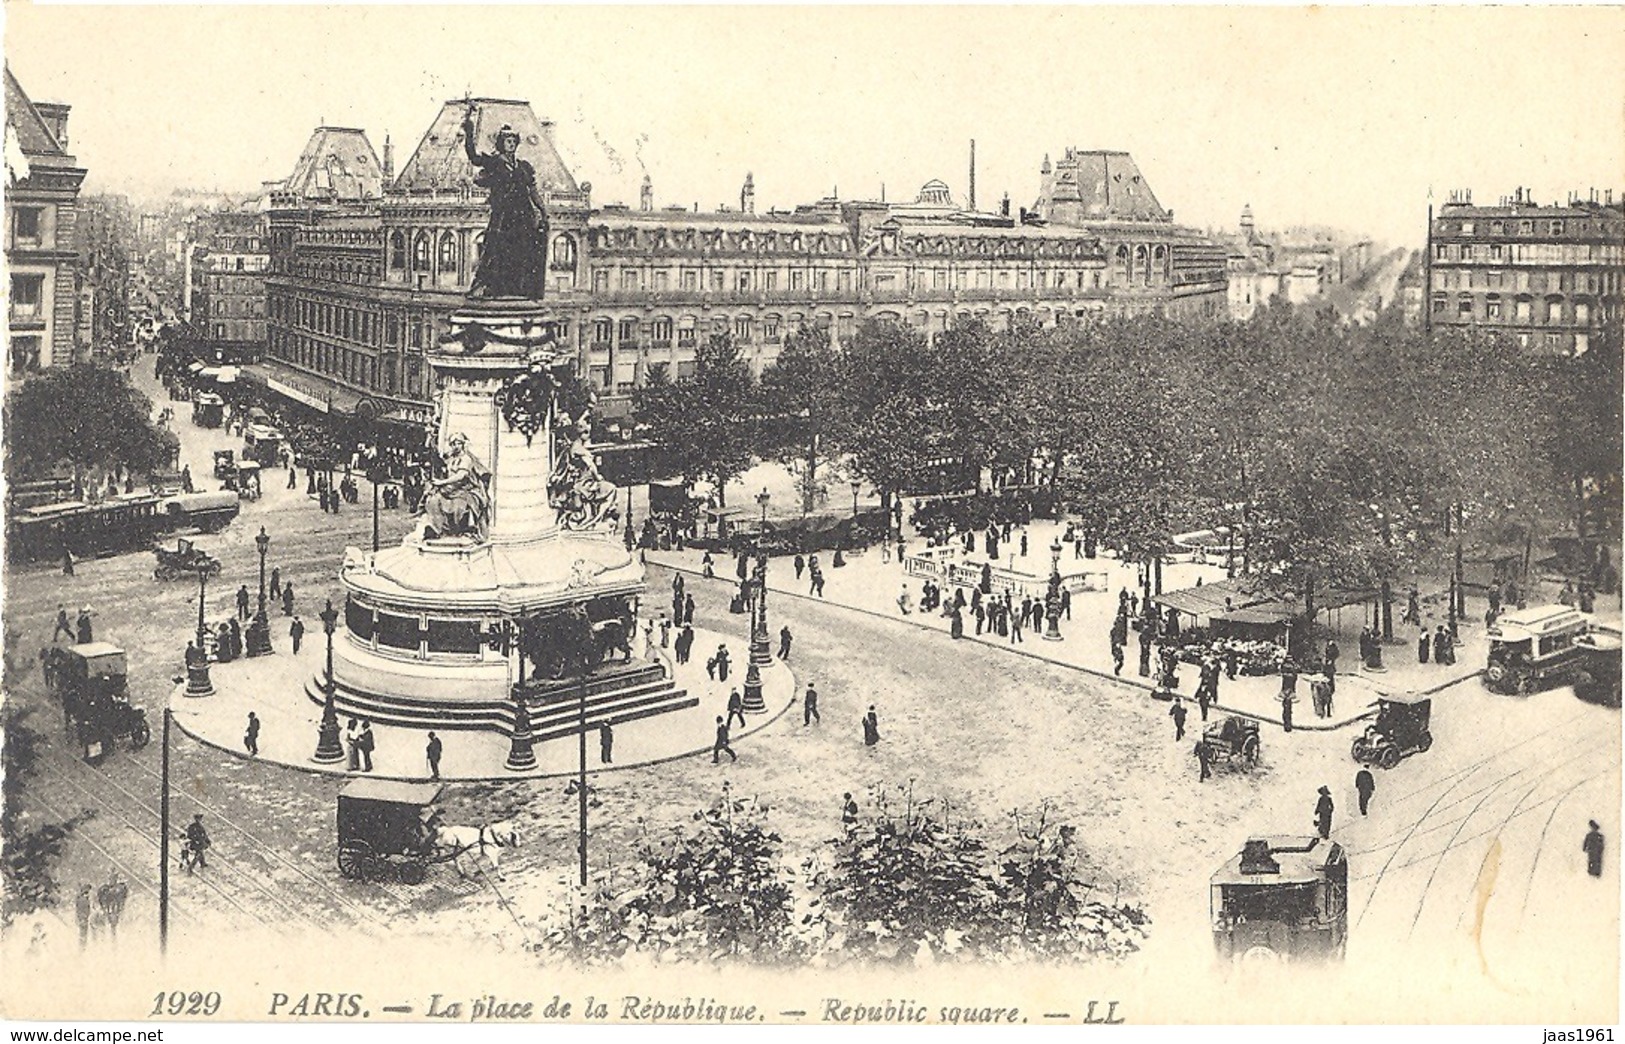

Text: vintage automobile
xmin=223 ymin=461 xmax=262 ymax=500
xmin=44 ymin=642 xmax=150 ymax=761
xmin=153 ymin=536 xmax=221 ymax=581
xmin=1485 ymin=604 xmax=1598 ymax=696
xmin=1211 ymin=836 xmax=1348 ymax=963
xmin=1351 ymin=693 xmax=1433 ymax=769
xmin=1198 ymin=715 xmax=1261 ymax=769
xmin=212 ymin=449 xmax=236 ymax=480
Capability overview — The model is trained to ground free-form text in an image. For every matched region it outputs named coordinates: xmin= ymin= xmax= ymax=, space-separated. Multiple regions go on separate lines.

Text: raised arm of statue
xmin=462 ymin=106 xmax=482 ymax=165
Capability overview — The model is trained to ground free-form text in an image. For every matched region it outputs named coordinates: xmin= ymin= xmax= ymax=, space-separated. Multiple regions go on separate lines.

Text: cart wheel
xmin=1415 ymin=730 xmax=1432 ymax=754
xmin=337 ymin=840 xmax=374 ymax=881
xmin=398 ymin=861 xmax=427 ymax=885
xmin=130 ymin=719 xmax=151 ymax=749
xmin=1378 ymin=745 xmax=1401 ymax=770
xmin=1350 ymin=737 xmax=1367 ymax=762
xmin=1242 ymin=735 xmax=1259 ymax=765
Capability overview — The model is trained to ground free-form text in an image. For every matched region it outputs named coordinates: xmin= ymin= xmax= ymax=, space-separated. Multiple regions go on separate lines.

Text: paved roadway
xmin=4 ymin=356 xmax=1615 ymax=1014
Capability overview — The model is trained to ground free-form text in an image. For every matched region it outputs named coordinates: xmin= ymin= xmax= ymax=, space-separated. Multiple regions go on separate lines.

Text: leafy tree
xmin=759 ymin=323 xmax=843 ymax=513
xmin=632 ymin=335 xmax=757 ymax=506
xmin=2 ymin=706 xmax=94 ymax=925
xmin=3 ymin=364 xmax=176 ymax=496
xmin=539 ymin=791 xmax=800 ymax=965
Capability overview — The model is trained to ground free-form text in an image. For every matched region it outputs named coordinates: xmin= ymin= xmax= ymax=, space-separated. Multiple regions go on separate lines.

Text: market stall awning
xmin=1151 ymin=577 xmax=1275 ymax=617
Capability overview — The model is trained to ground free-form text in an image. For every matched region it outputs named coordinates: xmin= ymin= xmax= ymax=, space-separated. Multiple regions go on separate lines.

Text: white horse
xmin=433 ymin=819 xmax=522 ymax=879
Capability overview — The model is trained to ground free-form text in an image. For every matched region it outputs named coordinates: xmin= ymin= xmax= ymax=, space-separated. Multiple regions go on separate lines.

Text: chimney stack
xmin=740 ymin=172 xmax=755 ymax=214
xmin=1000 ymin=192 xmax=1010 ymax=218
xmin=382 ymin=133 xmax=394 ymax=184
xmin=640 ymin=174 xmax=653 ymax=212
xmin=969 ymin=139 xmax=977 ymax=212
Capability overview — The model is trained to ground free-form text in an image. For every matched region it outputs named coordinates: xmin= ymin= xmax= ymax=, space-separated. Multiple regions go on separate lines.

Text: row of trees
xmin=539 ymin=787 xmax=1148 ymax=966
xmin=632 ymin=305 xmax=1621 ymax=629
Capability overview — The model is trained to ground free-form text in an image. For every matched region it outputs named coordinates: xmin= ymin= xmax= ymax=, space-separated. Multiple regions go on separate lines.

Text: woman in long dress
xmin=462 ymin=105 xmax=547 ymax=299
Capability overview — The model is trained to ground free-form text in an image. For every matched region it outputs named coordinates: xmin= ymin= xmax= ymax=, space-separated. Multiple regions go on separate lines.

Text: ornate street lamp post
xmin=311 ymin=599 xmax=345 ymax=764
xmin=183 ymin=554 xmax=216 ymax=697
xmin=505 ymin=620 xmax=537 ymax=771
xmin=851 ymin=480 xmax=861 ymax=519
xmin=246 ymin=526 xmax=273 ymax=656
xmin=742 ymin=490 xmax=771 ymax=714
xmin=1043 ymin=538 xmax=1064 ymax=641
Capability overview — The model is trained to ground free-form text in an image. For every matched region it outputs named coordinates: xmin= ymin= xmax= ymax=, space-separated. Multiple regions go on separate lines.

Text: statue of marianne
xmin=462 ymin=102 xmax=548 ymax=300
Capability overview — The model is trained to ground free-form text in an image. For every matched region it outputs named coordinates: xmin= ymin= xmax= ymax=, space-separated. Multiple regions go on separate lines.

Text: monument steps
xmin=306 ymin=661 xmax=696 ymax=737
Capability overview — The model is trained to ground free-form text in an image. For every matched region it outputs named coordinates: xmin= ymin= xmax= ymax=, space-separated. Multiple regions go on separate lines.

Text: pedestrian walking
xmin=1112 ymin=642 xmax=1125 ymax=676
xmin=76 ymin=608 xmax=94 ymax=644
xmin=862 ymin=705 xmax=880 ymax=747
xmin=599 ymin=723 xmax=614 ymax=765
xmin=676 ymin=624 xmax=694 ymax=664
xmin=426 ymin=731 xmax=442 ymax=780
xmin=702 ymin=551 xmax=715 ymax=579
xmin=1434 ymin=625 xmax=1454 ymax=666
xmin=1417 ymin=626 xmax=1431 ymax=664
xmin=794 ymin=554 xmax=805 ymax=581
xmin=227 ymin=617 xmax=242 ymax=660
xmin=236 ymin=584 xmax=251 ymax=620
xmin=1224 ymin=646 xmax=1238 ymax=680
xmin=803 ymin=683 xmax=820 ymax=726
xmin=346 ymin=717 xmax=360 ymax=770
xmin=811 ymin=568 xmax=825 ymax=598
xmin=290 ymin=616 xmax=305 ymax=654
xmin=1324 ymin=638 xmax=1340 ymax=676
xmin=950 ymin=606 xmax=964 ymax=639
xmin=842 ymin=792 xmax=859 ymax=827
xmin=75 ymin=885 xmax=93 ymax=949
xmin=683 ymin=593 xmax=695 ymax=625
xmin=715 ymin=645 xmax=731 ymax=682
xmin=269 ymin=567 xmax=282 ymax=600
xmin=53 ymin=604 xmax=73 ymax=642
xmin=1314 ymin=785 xmax=1334 ymax=839
xmin=96 ymin=873 xmax=127 ymax=940
xmin=727 ymin=688 xmax=747 ymax=730
xmin=185 ymin=814 xmax=211 ymax=870
xmin=1060 ymin=587 xmax=1071 ymax=621
xmin=1585 ymin=820 xmax=1606 ymax=877
xmin=1020 ymin=531 xmax=1029 ymax=557
xmin=62 ymin=546 xmax=75 ymax=576
xmin=712 ymin=716 xmax=737 ymax=763
xmin=659 ymin=614 xmax=671 ymax=648
xmin=897 ymin=585 xmax=912 ymax=615
xmin=1355 ymin=768 xmax=1375 ymax=816
xmin=1170 ymin=697 xmax=1188 ymax=741
xmin=357 ymin=720 xmax=375 ymax=771
xmin=1195 ymin=739 xmax=1212 ymax=782
xmin=282 ymin=584 xmax=295 ymax=617
xmin=778 ymin=625 xmax=792 ymax=660
xmin=244 ymin=711 xmax=260 ymax=756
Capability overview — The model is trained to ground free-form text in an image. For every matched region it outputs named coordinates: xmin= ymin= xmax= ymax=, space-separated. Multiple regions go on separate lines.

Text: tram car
xmin=43 ymin=642 xmax=150 ymax=762
xmin=7 ymin=494 xmax=165 ymax=564
xmin=1211 ymin=836 xmax=1348 ymax=964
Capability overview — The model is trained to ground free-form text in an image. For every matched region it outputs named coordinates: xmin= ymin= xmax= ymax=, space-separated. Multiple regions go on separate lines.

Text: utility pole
xmin=577 ymin=672 xmax=588 ymax=892
xmin=159 ymin=707 xmax=171 ymax=956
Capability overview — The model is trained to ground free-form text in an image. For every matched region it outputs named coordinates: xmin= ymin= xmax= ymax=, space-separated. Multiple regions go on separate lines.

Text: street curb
xmin=166 ymin=665 xmax=800 ymax=784
xmin=653 ymin=559 xmax=1446 ymax=733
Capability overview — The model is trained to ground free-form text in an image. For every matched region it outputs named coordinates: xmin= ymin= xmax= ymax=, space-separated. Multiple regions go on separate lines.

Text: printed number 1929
xmin=151 ymin=991 xmax=222 ymax=1017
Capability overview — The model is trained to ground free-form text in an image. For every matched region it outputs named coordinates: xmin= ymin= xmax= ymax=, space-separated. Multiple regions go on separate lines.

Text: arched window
xmin=412 ymin=232 xmax=430 ymax=271
xmin=1115 ymin=245 xmax=1130 ymax=284
xmin=438 ymin=232 xmax=458 ymax=273
xmin=551 ymin=234 xmax=577 ymax=270
xmin=1153 ymin=245 xmax=1168 ymax=283
xmin=473 ymin=233 xmax=485 ymax=267
xmin=1134 ymin=245 xmax=1150 ymax=286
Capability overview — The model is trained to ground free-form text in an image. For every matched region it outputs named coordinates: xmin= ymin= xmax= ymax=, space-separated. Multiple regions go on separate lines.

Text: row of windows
xmin=1440 ymin=217 xmax=1618 ymax=237
xmin=1430 ymin=268 xmax=1616 ymax=294
xmin=1434 ymin=240 xmax=1620 ymax=264
xmin=1431 ymin=294 xmax=1598 ymax=325
xmin=346 ymin=599 xmax=484 ymax=656
xmin=591 ymin=226 xmax=851 ymax=256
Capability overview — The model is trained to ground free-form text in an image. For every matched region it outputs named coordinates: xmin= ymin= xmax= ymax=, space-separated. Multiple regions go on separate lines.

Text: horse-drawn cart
xmin=336 ymin=778 xmax=456 ymax=884
xmin=43 ymin=642 xmax=150 ymax=762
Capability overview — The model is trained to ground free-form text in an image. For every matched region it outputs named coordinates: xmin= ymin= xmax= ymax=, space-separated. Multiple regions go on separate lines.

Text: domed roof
xmin=916 ymin=179 xmax=953 ymax=206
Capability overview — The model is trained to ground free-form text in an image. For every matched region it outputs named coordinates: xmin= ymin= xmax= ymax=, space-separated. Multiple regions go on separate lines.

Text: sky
xmin=6 ymin=4 xmax=1624 ymax=247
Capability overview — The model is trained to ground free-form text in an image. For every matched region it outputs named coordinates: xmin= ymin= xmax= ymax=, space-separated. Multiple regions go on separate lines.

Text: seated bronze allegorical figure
xmin=422 ymin=433 xmax=491 ymax=541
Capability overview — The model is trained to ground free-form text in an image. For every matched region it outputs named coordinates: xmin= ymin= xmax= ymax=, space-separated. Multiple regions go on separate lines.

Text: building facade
xmin=5 ymin=66 xmax=87 ymax=374
xmin=75 ymin=194 xmax=135 ymax=358
xmin=187 ymin=204 xmax=271 ymax=363
xmin=1428 ymin=188 xmax=1624 ymax=355
xmin=258 ymin=98 xmax=1229 ymax=429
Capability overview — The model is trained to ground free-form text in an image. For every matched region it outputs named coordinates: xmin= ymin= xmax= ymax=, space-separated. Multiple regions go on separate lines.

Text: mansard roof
xmin=393 ymin=98 xmax=578 ymax=195
xmin=283 ymin=126 xmax=383 ymax=202
xmin=4 ymin=66 xmax=68 ymax=158
xmin=1044 ymin=148 xmax=1169 ymax=223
